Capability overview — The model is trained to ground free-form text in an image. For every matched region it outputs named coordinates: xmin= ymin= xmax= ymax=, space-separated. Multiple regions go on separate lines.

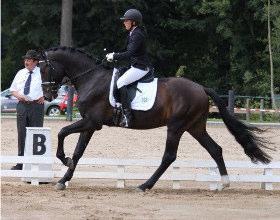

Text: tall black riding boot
xmin=119 ymin=86 xmax=132 ymax=128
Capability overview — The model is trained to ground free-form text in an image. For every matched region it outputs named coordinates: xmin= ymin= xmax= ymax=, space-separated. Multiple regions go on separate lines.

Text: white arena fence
xmin=1 ymin=156 xmax=280 ymax=190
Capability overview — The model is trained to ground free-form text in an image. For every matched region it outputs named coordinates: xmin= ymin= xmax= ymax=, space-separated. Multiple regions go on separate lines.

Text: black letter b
xmin=33 ymin=134 xmax=46 ymax=155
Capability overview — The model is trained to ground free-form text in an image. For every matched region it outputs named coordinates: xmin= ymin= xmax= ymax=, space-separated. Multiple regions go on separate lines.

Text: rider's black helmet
xmin=120 ymin=9 xmax=142 ymax=24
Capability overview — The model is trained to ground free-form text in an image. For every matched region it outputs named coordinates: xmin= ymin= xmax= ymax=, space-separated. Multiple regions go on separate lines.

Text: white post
xmin=117 ymin=165 xmax=125 ymax=188
xmin=261 ymin=168 xmax=273 ymax=190
xmin=172 ymin=166 xmax=180 ymax=189
xmin=22 ymin=127 xmax=52 ymax=183
xmin=30 ymin=164 xmax=39 ymax=186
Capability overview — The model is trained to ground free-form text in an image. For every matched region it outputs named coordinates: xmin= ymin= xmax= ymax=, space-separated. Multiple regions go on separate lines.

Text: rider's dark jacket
xmin=113 ymin=26 xmax=150 ymax=70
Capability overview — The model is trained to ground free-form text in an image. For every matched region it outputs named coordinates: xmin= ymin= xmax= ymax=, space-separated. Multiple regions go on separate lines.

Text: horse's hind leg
xmin=56 ymin=130 xmax=94 ymax=190
xmin=190 ymin=130 xmax=230 ymax=190
xmin=138 ymin=127 xmax=184 ymax=191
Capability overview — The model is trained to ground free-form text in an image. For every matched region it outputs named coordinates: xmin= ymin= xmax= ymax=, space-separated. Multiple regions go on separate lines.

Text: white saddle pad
xmin=109 ymin=72 xmax=158 ymax=111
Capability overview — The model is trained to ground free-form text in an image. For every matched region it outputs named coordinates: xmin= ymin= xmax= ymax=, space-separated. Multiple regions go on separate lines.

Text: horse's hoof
xmin=65 ymin=157 xmax=74 ymax=169
xmin=216 ymin=183 xmax=230 ymax=191
xmin=135 ymin=187 xmax=145 ymax=192
xmin=137 ymin=184 xmax=148 ymax=192
xmin=223 ymin=182 xmax=230 ymax=188
xmin=55 ymin=182 xmax=66 ymax=190
xmin=218 ymin=175 xmax=230 ymax=191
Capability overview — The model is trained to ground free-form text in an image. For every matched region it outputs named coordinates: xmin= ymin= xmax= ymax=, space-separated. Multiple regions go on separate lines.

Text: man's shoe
xmin=11 ymin=164 xmax=23 ymax=170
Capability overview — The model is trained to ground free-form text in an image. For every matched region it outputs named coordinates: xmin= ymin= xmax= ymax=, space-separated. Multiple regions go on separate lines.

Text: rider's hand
xmin=106 ymin=52 xmax=115 ymax=62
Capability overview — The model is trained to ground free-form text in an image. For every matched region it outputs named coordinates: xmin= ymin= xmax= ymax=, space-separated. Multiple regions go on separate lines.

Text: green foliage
xmin=271 ymin=0 xmax=280 ymax=94
xmin=249 ymin=112 xmax=280 ymax=122
xmin=176 ymin=66 xmax=186 ymax=77
xmin=1 ymin=56 xmax=16 ymax=89
xmin=1 ymin=0 xmax=280 ymax=99
xmin=1 ymin=0 xmax=60 ymax=89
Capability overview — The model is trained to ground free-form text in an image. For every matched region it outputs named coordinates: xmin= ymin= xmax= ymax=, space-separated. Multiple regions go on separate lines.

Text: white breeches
xmin=117 ymin=66 xmax=149 ymax=89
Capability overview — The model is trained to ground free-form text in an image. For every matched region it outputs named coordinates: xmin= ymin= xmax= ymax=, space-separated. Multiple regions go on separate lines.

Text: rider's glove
xmin=106 ymin=52 xmax=115 ymax=62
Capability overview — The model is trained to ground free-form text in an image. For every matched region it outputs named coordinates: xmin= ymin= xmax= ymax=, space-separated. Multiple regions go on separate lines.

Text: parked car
xmin=59 ymin=92 xmax=78 ymax=114
xmin=1 ymin=86 xmax=68 ymax=116
xmin=1 ymin=89 xmax=18 ymax=113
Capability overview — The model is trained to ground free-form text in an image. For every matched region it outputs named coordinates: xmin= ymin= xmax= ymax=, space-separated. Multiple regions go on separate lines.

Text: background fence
xmin=209 ymin=91 xmax=280 ymax=122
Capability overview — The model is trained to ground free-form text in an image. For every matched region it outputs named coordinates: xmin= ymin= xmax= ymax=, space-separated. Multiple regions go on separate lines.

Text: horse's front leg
xmin=56 ymin=118 xmax=95 ymax=166
xmin=56 ymin=130 xmax=94 ymax=190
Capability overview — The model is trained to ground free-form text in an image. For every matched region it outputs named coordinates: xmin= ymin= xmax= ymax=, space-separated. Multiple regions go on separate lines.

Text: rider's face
xmin=123 ymin=19 xmax=133 ymax=31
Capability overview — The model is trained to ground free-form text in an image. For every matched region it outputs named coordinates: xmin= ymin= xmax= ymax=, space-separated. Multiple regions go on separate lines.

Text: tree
xmin=1 ymin=0 xmax=60 ymax=89
xmin=267 ymin=0 xmax=276 ymax=109
xmin=270 ymin=0 xmax=280 ymax=108
xmin=60 ymin=0 xmax=73 ymax=46
xmin=1 ymin=0 xmax=279 ymax=102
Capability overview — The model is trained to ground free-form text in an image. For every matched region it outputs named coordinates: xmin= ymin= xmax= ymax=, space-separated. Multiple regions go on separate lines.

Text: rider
xmin=106 ymin=9 xmax=151 ymax=128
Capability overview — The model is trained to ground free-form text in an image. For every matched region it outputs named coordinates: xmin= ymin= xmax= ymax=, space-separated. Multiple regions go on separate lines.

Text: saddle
xmin=113 ymin=67 xmax=154 ymax=104
xmin=112 ymin=67 xmax=155 ymax=126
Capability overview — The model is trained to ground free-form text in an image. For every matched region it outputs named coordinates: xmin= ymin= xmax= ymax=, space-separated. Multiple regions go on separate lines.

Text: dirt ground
xmin=1 ymin=118 xmax=280 ymax=220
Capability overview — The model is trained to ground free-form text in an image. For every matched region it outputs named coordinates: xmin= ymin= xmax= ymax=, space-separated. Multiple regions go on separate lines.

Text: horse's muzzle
xmin=44 ymin=95 xmax=53 ymax=102
xmin=44 ymin=93 xmax=57 ymax=102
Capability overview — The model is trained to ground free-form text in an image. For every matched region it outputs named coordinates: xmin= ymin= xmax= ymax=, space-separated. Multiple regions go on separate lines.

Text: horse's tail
xmin=204 ymin=87 xmax=272 ymax=164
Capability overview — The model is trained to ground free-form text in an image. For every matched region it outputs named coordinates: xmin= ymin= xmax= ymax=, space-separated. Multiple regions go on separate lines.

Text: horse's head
xmin=39 ymin=51 xmax=65 ymax=101
xmin=39 ymin=47 xmax=101 ymax=101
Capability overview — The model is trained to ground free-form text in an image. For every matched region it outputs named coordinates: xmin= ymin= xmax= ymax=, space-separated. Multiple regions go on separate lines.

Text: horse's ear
xmin=36 ymin=48 xmax=43 ymax=60
xmin=42 ymin=51 xmax=47 ymax=60
xmin=37 ymin=49 xmax=47 ymax=61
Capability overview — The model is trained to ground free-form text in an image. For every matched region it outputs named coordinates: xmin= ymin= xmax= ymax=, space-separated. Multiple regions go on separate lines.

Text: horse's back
xmin=115 ymin=77 xmax=209 ymax=129
xmin=155 ymin=77 xmax=209 ymax=128
xmin=157 ymin=77 xmax=208 ymax=107
xmin=158 ymin=76 xmax=205 ymax=93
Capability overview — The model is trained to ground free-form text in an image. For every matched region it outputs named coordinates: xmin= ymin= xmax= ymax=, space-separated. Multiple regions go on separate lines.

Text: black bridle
xmin=39 ymin=51 xmax=60 ymax=96
xmin=39 ymin=51 xmax=106 ymax=90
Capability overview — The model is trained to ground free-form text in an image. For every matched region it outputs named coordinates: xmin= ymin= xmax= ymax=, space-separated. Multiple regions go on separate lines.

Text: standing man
xmin=10 ymin=50 xmax=45 ymax=170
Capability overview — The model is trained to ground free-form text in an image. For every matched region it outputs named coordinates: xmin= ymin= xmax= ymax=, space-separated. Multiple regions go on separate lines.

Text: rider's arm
xmin=113 ymin=30 xmax=144 ymax=61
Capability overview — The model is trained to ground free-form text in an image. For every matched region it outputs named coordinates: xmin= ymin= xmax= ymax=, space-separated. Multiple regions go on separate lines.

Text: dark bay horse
xmin=39 ymin=47 xmax=272 ymax=191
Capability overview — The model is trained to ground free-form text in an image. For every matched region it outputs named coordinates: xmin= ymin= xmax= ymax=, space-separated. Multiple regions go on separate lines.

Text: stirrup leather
xmin=113 ymin=105 xmax=122 ymax=126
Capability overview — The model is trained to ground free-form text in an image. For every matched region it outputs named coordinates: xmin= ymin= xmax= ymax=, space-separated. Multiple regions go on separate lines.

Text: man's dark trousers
xmin=17 ymin=102 xmax=44 ymax=156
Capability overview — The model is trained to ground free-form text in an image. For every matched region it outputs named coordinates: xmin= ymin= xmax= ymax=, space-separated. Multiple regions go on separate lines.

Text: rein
xmin=70 ymin=66 xmax=97 ymax=82
xmin=70 ymin=58 xmax=107 ymax=82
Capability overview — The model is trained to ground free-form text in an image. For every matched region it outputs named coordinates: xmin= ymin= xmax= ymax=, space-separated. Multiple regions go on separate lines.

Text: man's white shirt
xmin=10 ymin=66 xmax=43 ymax=101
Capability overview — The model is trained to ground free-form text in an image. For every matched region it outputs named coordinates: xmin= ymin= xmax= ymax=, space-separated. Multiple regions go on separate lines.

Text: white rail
xmin=1 ymin=156 xmax=280 ymax=190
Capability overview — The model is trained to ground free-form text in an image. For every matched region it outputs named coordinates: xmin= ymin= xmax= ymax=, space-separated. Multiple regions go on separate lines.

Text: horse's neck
xmin=73 ymin=68 xmax=112 ymax=98
xmin=52 ymin=51 xmax=112 ymax=98
xmin=53 ymin=51 xmax=95 ymax=81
